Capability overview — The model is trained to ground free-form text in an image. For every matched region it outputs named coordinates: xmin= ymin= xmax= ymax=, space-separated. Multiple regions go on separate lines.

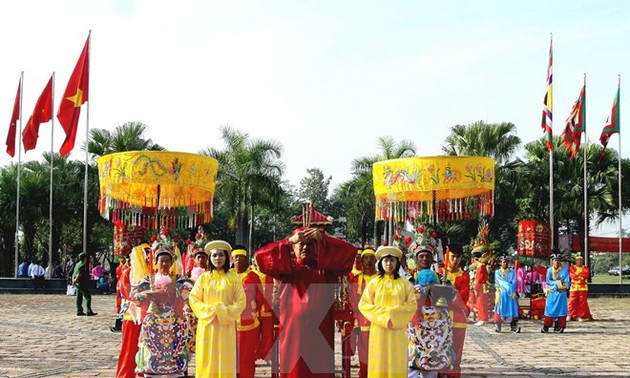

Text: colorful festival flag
xmin=22 ymin=75 xmax=53 ymax=152
xmin=5 ymin=77 xmax=22 ymax=157
xmin=58 ymin=35 xmax=89 ymax=156
xmin=540 ymin=37 xmax=553 ymax=151
xmin=562 ymin=84 xmax=586 ymax=159
xmin=600 ymin=79 xmax=620 ymax=154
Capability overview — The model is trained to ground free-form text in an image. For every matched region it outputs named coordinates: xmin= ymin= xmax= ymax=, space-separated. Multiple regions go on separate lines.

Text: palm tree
xmin=442 ymin=120 xmax=522 ymax=248
xmin=342 ymin=136 xmax=416 ymax=245
xmin=595 ymin=148 xmax=630 ymax=222
xmin=521 ymin=136 xmax=619 ymax=248
xmin=0 ymin=164 xmax=23 ymax=276
xmin=442 ymin=121 xmax=521 ymax=165
xmin=201 ymin=126 xmax=285 ymax=251
xmin=334 ymin=172 xmax=374 ymax=246
xmin=352 ymin=136 xmax=416 ymax=175
xmin=0 ymin=122 xmax=162 ymax=274
xmin=13 ymin=159 xmax=49 ymax=261
xmin=86 ymin=121 xmax=164 ymax=160
xmin=84 ymin=121 xmax=166 ymax=259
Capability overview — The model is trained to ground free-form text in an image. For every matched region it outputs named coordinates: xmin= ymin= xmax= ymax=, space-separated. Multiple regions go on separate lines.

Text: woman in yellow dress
xmin=359 ymin=246 xmax=417 ymax=378
xmin=189 ymin=240 xmax=246 ymax=377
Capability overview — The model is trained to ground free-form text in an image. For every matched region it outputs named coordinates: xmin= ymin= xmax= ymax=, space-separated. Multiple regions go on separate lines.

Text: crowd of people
xmin=17 ymin=253 xmax=114 ymax=294
xmin=101 ymin=221 xmax=595 ymax=378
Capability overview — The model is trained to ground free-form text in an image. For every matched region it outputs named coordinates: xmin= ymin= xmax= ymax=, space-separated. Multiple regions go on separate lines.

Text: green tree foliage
xmin=520 ymin=136 xmax=622 ymax=246
xmin=86 ymin=121 xmax=164 ymax=160
xmin=201 ymin=126 xmax=285 ymax=251
xmin=2 ymin=120 xmax=630 ymax=277
xmin=332 ymin=173 xmax=373 ymax=246
xmin=297 ymin=168 xmax=332 ymax=213
xmin=338 ymin=136 xmax=416 ymax=246
xmin=442 ymin=121 xmax=522 ymax=251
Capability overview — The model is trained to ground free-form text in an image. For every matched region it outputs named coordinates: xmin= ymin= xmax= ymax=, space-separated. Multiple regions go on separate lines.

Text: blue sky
xmin=1 ymin=0 xmax=629 ymax=235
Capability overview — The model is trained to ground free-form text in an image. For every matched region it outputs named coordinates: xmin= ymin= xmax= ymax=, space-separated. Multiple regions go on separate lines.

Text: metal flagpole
xmin=583 ymin=128 xmax=589 ymax=267
xmin=47 ymin=72 xmax=56 ymax=278
xmin=583 ymin=74 xmax=589 ymax=268
xmin=547 ymin=33 xmax=554 ymax=250
xmin=83 ymin=30 xmax=91 ymax=257
xmin=618 ymin=75 xmax=622 ymax=284
xmin=14 ymin=72 xmax=24 ymax=278
xmin=550 ymin=147 xmax=554 ymax=249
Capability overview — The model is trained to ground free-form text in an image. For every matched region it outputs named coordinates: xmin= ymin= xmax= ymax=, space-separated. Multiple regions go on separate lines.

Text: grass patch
xmin=591 ymin=274 xmax=630 ymax=284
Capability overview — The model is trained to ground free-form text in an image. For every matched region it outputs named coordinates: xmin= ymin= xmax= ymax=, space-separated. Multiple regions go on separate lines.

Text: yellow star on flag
xmin=66 ymin=88 xmax=84 ymax=107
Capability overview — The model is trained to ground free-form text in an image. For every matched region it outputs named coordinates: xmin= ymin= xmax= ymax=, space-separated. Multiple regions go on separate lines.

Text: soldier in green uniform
xmin=72 ymin=252 xmax=97 ymax=316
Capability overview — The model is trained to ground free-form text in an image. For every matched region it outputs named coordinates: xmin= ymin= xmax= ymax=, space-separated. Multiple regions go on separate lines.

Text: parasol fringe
xmin=373 ymin=195 xmax=494 ymax=222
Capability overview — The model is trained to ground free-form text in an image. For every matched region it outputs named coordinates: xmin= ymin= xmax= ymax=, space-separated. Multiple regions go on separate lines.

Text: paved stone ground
xmin=0 ymin=294 xmax=628 ymax=377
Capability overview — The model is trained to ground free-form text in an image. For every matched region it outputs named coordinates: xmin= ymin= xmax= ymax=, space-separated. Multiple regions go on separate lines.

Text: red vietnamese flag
xmin=22 ymin=75 xmax=53 ymax=152
xmin=58 ymin=35 xmax=89 ymax=156
xmin=5 ymin=76 xmax=22 ymax=157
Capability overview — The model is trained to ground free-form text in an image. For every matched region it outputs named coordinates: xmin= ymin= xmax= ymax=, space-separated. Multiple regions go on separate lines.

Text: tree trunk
xmin=235 ymin=209 xmax=249 ymax=247
xmin=1 ymin=227 xmax=15 ymax=277
xmin=248 ymin=202 xmax=254 ymax=254
xmin=373 ymin=220 xmax=379 ymax=247
xmin=52 ymin=224 xmax=63 ymax=269
xmin=360 ymin=213 xmax=367 ymax=248
xmin=375 ymin=220 xmax=385 ymax=247
xmin=22 ymin=221 xmax=36 ymax=260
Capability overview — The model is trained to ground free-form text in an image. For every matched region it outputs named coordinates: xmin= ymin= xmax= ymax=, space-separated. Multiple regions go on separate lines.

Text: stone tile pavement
xmin=0 ymin=294 xmax=628 ymax=377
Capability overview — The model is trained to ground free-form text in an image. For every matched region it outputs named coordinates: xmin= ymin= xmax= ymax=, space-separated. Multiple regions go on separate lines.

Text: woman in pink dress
xmin=515 ymin=260 xmax=526 ymax=296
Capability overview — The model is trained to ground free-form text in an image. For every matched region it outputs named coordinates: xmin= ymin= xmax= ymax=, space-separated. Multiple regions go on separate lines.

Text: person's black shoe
xmin=77 ymin=312 xmax=86 ymax=316
xmin=86 ymin=312 xmax=98 ymax=316
xmin=554 ymin=327 xmax=565 ymax=333
xmin=494 ymin=323 xmax=502 ymax=333
xmin=541 ymin=326 xmax=549 ymax=333
xmin=111 ymin=318 xmax=122 ymax=332
xmin=511 ymin=326 xmax=521 ymax=333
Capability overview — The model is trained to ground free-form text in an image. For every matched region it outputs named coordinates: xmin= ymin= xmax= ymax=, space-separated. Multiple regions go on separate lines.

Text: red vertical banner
xmin=113 ymin=222 xmax=146 ymax=257
xmin=517 ymin=220 xmax=551 ymax=257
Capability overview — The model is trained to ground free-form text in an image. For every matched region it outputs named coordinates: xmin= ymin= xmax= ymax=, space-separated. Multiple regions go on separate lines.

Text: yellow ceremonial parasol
xmin=97 ymin=151 xmax=219 ymax=230
xmin=373 ymin=156 xmax=495 ymax=223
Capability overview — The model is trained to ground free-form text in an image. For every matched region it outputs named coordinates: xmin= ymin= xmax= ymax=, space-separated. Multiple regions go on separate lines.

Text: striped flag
xmin=562 ymin=84 xmax=586 ymax=159
xmin=600 ymin=78 xmax=620 ymax=155
xmin=541 ymin=37 xmax=553 ymax=151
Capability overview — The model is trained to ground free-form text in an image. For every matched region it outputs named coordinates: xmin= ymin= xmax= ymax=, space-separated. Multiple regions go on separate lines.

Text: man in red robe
xmin=348 ymin=248 xmax=377 ymax=378
xmin=255 ymin=227 xmax=356 ymax=378
xmin=114 ymin=256 xmax=127 ymax=316
xmin=568 ymin=255 xmax=593 ymax=321
xmin=115 ymin=243 xmax=149 ymax=378
xmin=530 ymin=262 xmax=548 ymax=319
xmin=473 ymin=254 xmax=491 ymax=325
xmin=110 ymin=256 xmax=128 ymax=332
xmin=251 ymin=256 xmax=277 ymax=362
xmin=231 ymin=246 xmax=264 ymax=378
